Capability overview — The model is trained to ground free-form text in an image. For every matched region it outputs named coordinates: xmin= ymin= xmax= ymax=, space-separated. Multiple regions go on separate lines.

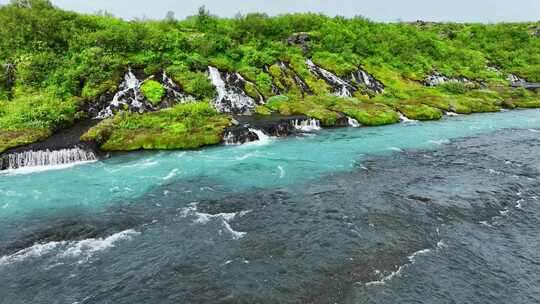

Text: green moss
xmin=333 ymin=102 xmax=400 ymax=126
xmin=0 ymin=128 xmax=51 ymax=153
xmin=513 ymin=98 xmax=540 ymax=108
xmin=81 ymin=102 xmax=231 ymax=151
xmin=244 ymin=82 xmax=261 ymax=100
xmin=254 ymin=105 xmax=272 ymax=115
xmin=140 ymin=80 xmax=165 ymax=105
xmin=166 ymin=65 xmax=216 ymax=100
xmin=397 ymin=102 xmax=443 ymax=121
xmin=266 ymin=95 xmax=290 ymax=111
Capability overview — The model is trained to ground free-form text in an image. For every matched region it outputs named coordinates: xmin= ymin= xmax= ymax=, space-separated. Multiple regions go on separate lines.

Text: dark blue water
xmin=1 ymin=110 xmax=540 ymax=303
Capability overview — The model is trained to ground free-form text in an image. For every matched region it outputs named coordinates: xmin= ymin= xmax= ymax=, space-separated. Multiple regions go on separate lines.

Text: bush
xmin=140 ymin=80 xmax=165 ymax=105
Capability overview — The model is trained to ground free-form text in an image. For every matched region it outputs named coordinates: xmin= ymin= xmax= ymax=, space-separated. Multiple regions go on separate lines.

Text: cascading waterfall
xmin=347 ymin=117 xmax=361 ymax=127
xmin=96 ymin=68 xmax=142 ymax=119
xmin=208 ymin=66 xmax=257 ymax=114
xmin=306 ymin=59 xmax=356 ymax=97
xmin=0 ymin=148 xmax=97 ymax=171
xmin=95 ymin=69 xmax=194 ymax=119
xmin=248 ymin=128 xmax=271 ymax=144
xmin=292 ymin=118 xmax=321 ymax=132
xmin=346 ymin=69 xmax=385 ymax=94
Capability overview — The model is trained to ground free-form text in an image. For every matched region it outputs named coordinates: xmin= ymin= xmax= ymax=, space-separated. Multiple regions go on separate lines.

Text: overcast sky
xmin=1 ymin=0 xmax=539 ymax=22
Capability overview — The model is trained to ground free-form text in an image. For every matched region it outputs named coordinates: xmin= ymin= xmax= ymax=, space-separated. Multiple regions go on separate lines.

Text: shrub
xmin=140 ymin=80 xmax=165 ymax=105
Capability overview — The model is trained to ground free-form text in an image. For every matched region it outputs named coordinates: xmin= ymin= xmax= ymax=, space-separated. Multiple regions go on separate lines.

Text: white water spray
xmin=1 ymin=148 xmax=97 ymax=171
xmin=208 ymin=66 xmax=257 ymax=114
xmin=306 ymin=59 xmax=355 ymax=97
xmin=347 ymin=117 xmax=361 ymax=127
xmin=292 ymin=119 xmax=321 ymax=132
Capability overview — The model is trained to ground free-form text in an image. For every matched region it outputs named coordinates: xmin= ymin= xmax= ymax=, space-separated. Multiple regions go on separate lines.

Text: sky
xmin=0 ymin=0 xmax=539 ymax=22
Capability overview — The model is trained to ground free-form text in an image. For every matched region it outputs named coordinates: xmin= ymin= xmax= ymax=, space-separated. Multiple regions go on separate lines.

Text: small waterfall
xmin=248 ymin=128 xmax=271 ymax=144
xmin=399 ymin=113 xmax=418 ymax=123
xmin=222 ymin=131 xmax=239 ymax=145
xmin=208 ymin=66 xmax=257 ymax=114
xmin=347 ymin=117 xmax=361 ymax=127
xmin=424 ymin=71 xmax=472 ymax=87
xmin=1 ymin=148 xmax=97 ymax=171
xmin=346 ymin=68 xmax=385 ymax=94
xmin=445 ymin=111 xmax=459 ymax=117
xmin=96 ymin=68 xmax=143 ymax=119
xmin=508 ymin=74 xmax=526 ymax=84
xmin=306 ymin=59 xmax=355 ymax=97
xmin=162 ymin=71 xmax=195 ymax=103
xmin=292 ymin=118 xmax=321 ymax=132
xmin=95 ymin=69 xmax=194 ymax=119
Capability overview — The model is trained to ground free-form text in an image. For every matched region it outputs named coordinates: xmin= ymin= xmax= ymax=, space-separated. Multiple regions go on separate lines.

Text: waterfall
xmin=347 ymin=117 xmax=361 ymax=127
xmin=222 ymin=131 xmax=239 ymax=145
xmin=208 ymin=66 xmax=257 ymax=114
xmin=248 ymin=128 xmax=270 ymax=144
xmin=162 ymin=71 xmax=195 ymax=103
xmin=96 ymin=68 xmax=143 ymax=119
xmin=292 ymin=119 xmax=321 ymax=132
xmin=346 ymin=68 xmax=385 ymax=94
xmin=95 ymin=69 xmax=194 ymax=119
xmin=1 ymin=148 xmax=97 ymax=171
xmin=445 ymin=111 xmax=459 ymax=117
xmin=424 ymin=72 xmax=472 ymax=87
xmin=508 ymin=74 xmax=526 ymax=84
xmin=306 ymin=59 xmax=355 ymax=97
xmin=399 ymin=113 xmax=418 ymax=123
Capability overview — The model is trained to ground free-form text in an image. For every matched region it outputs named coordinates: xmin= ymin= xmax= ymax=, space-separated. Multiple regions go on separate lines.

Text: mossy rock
xmin=272 ymin=97 xmax=342 ymax=127
xmin=254 ymin=105 xmax=272 ymax=115
xmin=397 ymin=103 xmax=442 ymax=121
xmin=420 ymin=95 xmax=451 ymax=111
xmin=266 ymin=95 xmax=290 ymax=111
xmin=0 ymin=128 xmax=51 ymax=153
xmin=513 ymin=98 xmax=540 ymax=108
xmin=333 ymin=102 xmax=399 ymax=126
xmin=82 ymin=102 xmax=231 ymax=151
xmin=449 ymin=98 xmax=500 ymax=114
xmin=140 ymin=80 xmax=165 ymax=105
xmin=244 ymin=82 xmax=261 ymax=100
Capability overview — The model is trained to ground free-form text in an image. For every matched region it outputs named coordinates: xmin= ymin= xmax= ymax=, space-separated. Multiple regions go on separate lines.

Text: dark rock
xmin=530 ymin=26 xmax=540 ymax=37
xmin=286 ymin=32 xmax=311 ymax=53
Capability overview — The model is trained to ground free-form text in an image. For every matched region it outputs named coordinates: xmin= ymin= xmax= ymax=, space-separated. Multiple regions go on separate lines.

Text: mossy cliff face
xmin=81 ymin=102 xmax=231 ymax=151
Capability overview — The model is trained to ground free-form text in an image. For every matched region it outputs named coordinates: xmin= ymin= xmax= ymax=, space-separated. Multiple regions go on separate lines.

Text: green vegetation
xmin=397 ymin=102 xmax=442 ymax=120
xmin=81 ymin=102 xmax=230 ymax=151
xmin=1 ymin=1 xmax=540 ymax=152
xmin=140 ymin=80 xmax=165 ymax=105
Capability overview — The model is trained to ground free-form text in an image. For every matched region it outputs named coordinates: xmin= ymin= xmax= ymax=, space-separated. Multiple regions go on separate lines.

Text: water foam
xmin=292 ymin=119 xmax=321 ymax=132
xmin=181 ymin=203 xmax=249 ymax=240
xmin=0 ymin=230 xmax=139 ymax=267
